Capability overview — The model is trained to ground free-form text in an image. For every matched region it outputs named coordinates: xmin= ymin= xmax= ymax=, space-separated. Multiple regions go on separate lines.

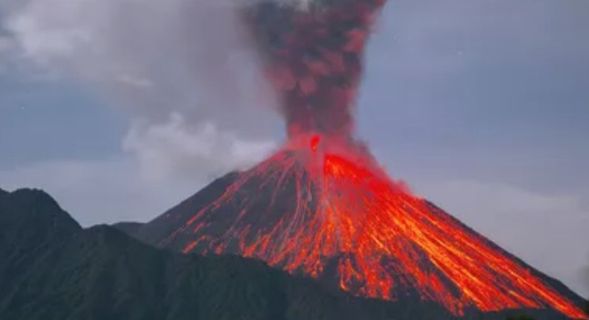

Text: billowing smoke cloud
xmin=244 ymin=0 xmax=387 ymax=137
xmin=123 ymin=113 xmax=276 ymax=181
xmin=2 ymin=0 xmax=391 ymax=179
xmin=3 ymin=0 xmax=282 ymax=179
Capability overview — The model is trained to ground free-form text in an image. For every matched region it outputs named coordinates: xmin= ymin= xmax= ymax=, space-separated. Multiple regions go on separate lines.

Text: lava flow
xmin=157 ymin=0 xmax=587 ymax=318
xmin=165 ymin=134 xmax=586 ymax=318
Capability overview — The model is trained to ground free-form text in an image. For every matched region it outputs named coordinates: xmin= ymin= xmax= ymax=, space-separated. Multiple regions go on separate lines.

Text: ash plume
xmin=243 ymin=0 xmax=387 ymax=138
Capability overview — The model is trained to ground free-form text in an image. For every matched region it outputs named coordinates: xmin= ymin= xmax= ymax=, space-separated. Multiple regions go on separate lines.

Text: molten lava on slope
xmin=159 ymin=135 xmax=586 ymax=319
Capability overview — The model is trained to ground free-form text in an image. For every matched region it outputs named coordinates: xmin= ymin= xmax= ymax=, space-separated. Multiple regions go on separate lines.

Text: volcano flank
xmin=134 ymin=135 xmax=587 ymax=319
xmin=133 ymin=0 xmax=587 ymax=319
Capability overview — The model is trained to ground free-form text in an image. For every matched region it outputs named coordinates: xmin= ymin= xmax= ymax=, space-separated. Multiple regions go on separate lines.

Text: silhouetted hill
xmin=111 ymin=221 xmax=145 ymax=235
xmin=0 ymin=188 xmax=81 ymax=248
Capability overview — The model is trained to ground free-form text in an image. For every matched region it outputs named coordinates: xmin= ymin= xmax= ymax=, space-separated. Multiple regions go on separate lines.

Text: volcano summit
xmin=133 ymin=0 xmax=587 ymax=319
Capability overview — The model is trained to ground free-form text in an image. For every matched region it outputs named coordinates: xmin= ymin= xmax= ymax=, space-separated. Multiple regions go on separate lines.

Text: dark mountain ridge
xmin=1 ymin=188 xmax=460 ymax=320
xmin=0 ymin=187 xmax=585 ymax=319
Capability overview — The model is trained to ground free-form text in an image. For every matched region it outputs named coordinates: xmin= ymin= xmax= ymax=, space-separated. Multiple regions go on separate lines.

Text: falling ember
xmin=309 ymin=134 xmax=321 ymax=151
xmin=158 ymin=0 xmax=587 ymax=319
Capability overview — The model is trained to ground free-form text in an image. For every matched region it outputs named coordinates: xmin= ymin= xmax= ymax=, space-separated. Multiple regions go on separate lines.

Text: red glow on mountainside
xmin=164 ymin=135 xmax=586 ymax=319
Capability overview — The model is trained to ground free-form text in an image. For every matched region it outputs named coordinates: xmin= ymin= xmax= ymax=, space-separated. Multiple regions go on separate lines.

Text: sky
xmin=0 ymin=0 xmax=588 ymax=297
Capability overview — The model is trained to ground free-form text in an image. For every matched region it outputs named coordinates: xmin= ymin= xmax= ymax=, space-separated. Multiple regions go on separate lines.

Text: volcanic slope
xmin=133 ymin=138 xmax=588 ymax=320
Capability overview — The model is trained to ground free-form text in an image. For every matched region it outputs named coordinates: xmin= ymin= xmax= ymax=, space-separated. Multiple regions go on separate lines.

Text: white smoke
xmin=123 ymin=113 xmax=276 ymax=181
xmin=3 ymin=0 xmax=281 ymax=179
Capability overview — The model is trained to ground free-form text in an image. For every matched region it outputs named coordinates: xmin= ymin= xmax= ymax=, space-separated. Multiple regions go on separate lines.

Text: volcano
xmin=135 ymin=135 xmax=586 ymax=319
xmin=135 ymin=1 xmax=587 ymax=318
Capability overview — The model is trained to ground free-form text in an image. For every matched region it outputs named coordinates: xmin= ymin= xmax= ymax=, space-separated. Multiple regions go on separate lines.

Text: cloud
xmin=4 ymin=0 xmax=278 ymax=125
xmin=0 ymin=34 xmax=13 ymax=53
xmin=123 ymin=112 xmax=276 ymax=181
xmin=2 ymin=0 xmax=282 ymax=181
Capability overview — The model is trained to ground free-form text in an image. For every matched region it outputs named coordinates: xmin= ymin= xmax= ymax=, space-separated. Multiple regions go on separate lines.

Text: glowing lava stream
xmin=165 ymin=134 xmax=587 ymax=319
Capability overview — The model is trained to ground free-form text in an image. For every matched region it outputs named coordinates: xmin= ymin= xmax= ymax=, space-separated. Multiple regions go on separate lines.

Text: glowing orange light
xmin=159 ymin=136 xmax=587 ymax=320
xmin=310 ymin=135 xmax=321 ymax=152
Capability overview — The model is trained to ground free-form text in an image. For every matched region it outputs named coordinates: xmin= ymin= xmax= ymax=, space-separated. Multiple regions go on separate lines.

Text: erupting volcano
xmin=137 ymin=0 xmax=588 ymax=319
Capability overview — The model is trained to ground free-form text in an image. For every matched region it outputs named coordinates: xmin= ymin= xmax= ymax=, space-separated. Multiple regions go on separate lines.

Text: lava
xmin=309 ymin=134 xmax=321 ymax=152
xmin=165 ymin=136 xmax=586 ymax=318
xmin=158 ymin=0 xmax=588 ymax=318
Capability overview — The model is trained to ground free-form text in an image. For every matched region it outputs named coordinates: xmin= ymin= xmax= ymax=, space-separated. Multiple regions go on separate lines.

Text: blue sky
xmin=0 ymin=0 xmax=588 ymax=296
